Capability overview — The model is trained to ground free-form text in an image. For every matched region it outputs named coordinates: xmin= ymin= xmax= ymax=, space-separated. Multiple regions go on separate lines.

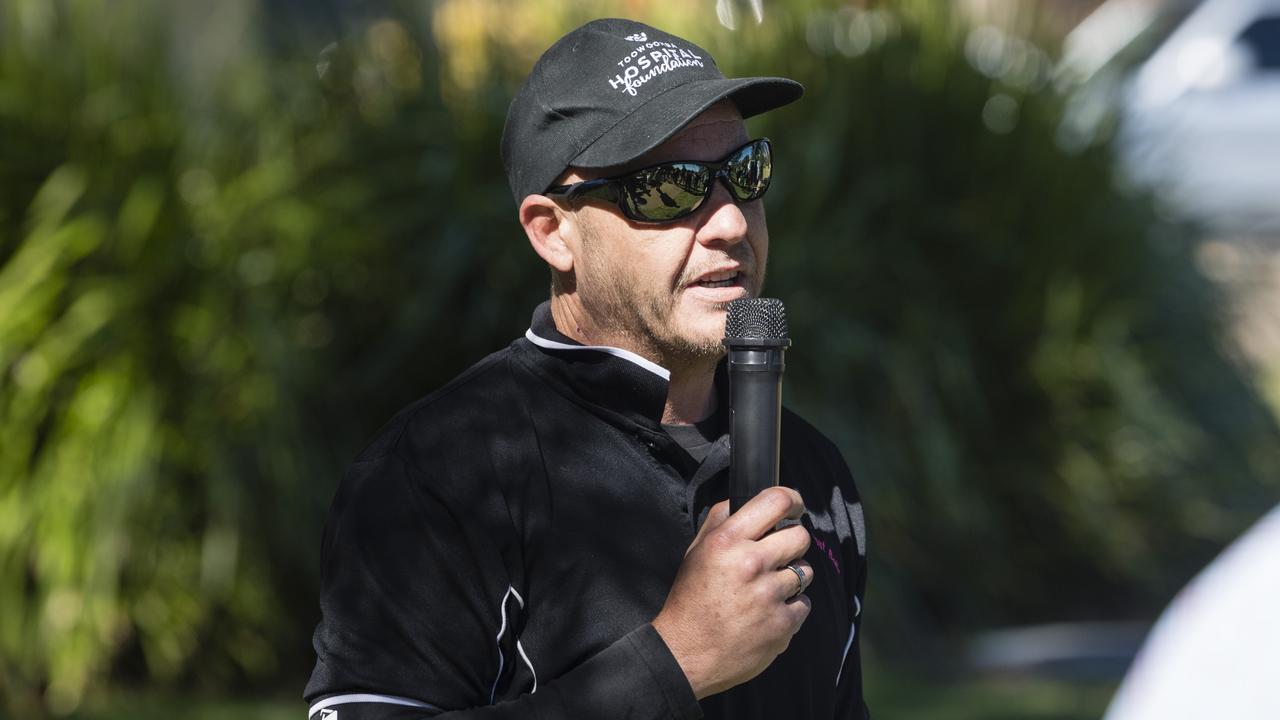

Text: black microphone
xmin=723 ymin=298 xmax=790 ymax=513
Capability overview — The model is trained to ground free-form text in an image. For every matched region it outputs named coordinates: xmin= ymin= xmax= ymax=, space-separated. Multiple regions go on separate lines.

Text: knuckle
xmin=763 ymin=486 xmax=791 ymax=510
xmin=783 ymin=486 xmax=804 ymax=508
xmin=736 ymin=552 xmax=765 ymax=579
xmin=706 ymin=527 xmax=736 ymax=554
xmin=750 ymin=581 xmax=774 ymax=605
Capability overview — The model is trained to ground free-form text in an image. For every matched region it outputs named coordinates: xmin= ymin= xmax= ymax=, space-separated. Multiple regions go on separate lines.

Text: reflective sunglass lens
xmin=623 ymin=164 xmax=712 ymax=221
xmin=725 ymin=141 xmax=771 ymax=201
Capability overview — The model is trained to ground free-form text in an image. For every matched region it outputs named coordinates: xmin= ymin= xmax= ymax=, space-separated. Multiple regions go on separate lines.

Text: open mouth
xmin=694 ymin=270 xmax=741 ymax=289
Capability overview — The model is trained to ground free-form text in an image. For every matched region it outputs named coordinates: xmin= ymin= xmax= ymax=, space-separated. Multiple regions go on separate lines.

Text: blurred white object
xmin=967 ymin=622 xmax=1147 ymax=679
xmin=715 ymin=0 xmax=764 ymax=30
xmin=1119 ymin=0 xmax=1280 ymax=228
xmin=1059 ymin=0 xmax=1167 ymax=86
xmin=1104 ymin=504 xmax=1280 ymax=720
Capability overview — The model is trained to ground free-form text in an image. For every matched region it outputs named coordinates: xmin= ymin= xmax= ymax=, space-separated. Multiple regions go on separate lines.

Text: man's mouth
xmin=693 ymin=270 xmax=742 ymax=289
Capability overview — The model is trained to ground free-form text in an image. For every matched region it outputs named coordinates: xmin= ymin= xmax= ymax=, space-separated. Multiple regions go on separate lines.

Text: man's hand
xmin=651 ymin=486 xmax=813 ymax=700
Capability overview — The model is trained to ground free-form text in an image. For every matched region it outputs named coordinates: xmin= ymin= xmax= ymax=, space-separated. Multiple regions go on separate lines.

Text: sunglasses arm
xmin=546 ymin=178 xmax=620 ymax=206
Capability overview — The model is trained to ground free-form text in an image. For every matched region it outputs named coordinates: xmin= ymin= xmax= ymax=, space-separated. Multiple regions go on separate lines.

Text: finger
xmin=700 ymin=499 xmax=731 ymax=534
xmin=688 ymin=500 xmax=731 ymax=555
xmin=776 ymin=559 xmax=814 ymax=600
xmin=756 ymin=523 xmax=810 ymax=569
xmin=785 ymin=592 xmax=813 ymax=626
xmin=722 ymin=487 xmax=804 ymax=541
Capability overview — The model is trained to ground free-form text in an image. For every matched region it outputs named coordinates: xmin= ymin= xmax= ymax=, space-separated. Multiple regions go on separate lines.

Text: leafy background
xmin=1 ymin=0 xmax=1277 ymax=717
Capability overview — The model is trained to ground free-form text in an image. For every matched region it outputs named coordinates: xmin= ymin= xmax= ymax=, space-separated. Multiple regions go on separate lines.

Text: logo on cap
xmin=607 ymin=40 xmax=705 ymax=97
xmin=625 ymin=32 xmax=647 ymax=42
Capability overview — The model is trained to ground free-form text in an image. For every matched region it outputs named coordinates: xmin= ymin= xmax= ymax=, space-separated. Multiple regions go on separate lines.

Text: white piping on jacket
xmin=835 ymin=595 xmax=862 ymax=688
xmin=517 ymin=639 xmax=538 ymax=693
xmin=525 ymin=328 xmax=671 ymax=381
xmin=491 ymin=586 xmax=537 ymax=701
xmin=308 ymin=692 xmax=439 ymax=718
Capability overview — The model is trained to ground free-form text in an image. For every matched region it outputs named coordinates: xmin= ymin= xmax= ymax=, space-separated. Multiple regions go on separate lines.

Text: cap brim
xmin=570 ymin=76 xmax=803 ymax=170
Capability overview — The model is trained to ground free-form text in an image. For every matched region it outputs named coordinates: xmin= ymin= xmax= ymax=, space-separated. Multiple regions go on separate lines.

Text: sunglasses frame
xmin=544 ymin=138 xmax=773 ymax=224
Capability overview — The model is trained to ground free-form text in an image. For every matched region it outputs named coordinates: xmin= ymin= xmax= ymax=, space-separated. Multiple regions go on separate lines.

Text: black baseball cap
xmin=501 ymin=18 xmax=803 ymax=205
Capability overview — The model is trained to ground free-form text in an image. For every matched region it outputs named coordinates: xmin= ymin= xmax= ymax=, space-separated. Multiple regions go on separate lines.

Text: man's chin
xmin=663 ymin=320 xmax=729 ymax=363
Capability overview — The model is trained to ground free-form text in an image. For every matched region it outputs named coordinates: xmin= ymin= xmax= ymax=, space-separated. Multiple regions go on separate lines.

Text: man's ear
xmin=520 ymin=195 xmax=575 ymax=274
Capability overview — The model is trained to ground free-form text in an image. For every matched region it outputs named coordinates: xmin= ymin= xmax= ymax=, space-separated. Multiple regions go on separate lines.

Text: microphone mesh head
xmin=724 ymin=298 xmax=789 ymax=340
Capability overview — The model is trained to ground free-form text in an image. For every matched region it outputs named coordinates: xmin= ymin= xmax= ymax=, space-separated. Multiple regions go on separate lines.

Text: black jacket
xmin=305 ymin=302 xmax=868 ymax=719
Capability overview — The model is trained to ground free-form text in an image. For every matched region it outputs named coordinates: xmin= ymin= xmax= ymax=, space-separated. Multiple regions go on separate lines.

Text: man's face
xmin=564 ymin=102 xmax=768 ymax=368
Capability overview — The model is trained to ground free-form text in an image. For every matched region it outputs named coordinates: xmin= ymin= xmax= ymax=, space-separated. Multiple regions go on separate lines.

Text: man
xmin=305 ymin=18 xmax=868 ymax=720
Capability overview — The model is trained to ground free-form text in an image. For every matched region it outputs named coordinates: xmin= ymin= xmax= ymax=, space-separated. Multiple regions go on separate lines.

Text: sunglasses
xmin=545 ymin=138 xmax=773 ymax=224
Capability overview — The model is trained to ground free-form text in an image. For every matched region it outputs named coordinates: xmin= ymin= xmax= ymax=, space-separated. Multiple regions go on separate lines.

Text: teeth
xmin=698 ymin=272 xmax=737 ymax=288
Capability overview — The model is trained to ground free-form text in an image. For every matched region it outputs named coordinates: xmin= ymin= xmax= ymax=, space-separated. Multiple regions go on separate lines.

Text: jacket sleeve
xmin=305 ymin=451 xmax=702 ymax=720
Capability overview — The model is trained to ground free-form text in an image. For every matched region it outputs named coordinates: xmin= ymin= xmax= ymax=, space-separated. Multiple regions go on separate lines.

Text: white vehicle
xmin=1119 ymin=0 xmax=1280 ymax=229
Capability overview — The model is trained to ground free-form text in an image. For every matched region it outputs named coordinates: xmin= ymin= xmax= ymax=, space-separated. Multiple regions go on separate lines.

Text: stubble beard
xmin=580 ymin=244 xmax=729 ymax=372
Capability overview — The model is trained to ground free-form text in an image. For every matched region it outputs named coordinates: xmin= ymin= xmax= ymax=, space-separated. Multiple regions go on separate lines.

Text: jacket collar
xmin=516 ymin=301 xmax=671 ymax=429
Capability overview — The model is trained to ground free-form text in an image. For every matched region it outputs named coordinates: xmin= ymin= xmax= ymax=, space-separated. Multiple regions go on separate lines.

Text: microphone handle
xmin=727 ymin=343 xmax=787 ymax=513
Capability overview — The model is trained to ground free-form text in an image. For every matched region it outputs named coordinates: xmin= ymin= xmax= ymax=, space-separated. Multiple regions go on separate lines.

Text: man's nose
xmin=695 ymin=181 xmax=749 ymax=246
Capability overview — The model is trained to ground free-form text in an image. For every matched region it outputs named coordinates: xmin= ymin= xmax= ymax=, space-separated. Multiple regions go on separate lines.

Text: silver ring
xmin=785 ymin=562 xmax=806 ymax=598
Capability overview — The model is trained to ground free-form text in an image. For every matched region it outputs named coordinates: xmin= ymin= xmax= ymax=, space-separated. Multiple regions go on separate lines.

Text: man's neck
xmin=662 ymin=364 xmax=717 ymax=425
xmin=550 ymin=295 xmax=718 ymax=426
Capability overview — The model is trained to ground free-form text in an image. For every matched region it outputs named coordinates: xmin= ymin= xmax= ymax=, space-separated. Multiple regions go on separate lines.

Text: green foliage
xmin=0 ymin=1 xmax=531 ymax=713
xmin=1 ymin=0 xmax=1277 ymax=715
